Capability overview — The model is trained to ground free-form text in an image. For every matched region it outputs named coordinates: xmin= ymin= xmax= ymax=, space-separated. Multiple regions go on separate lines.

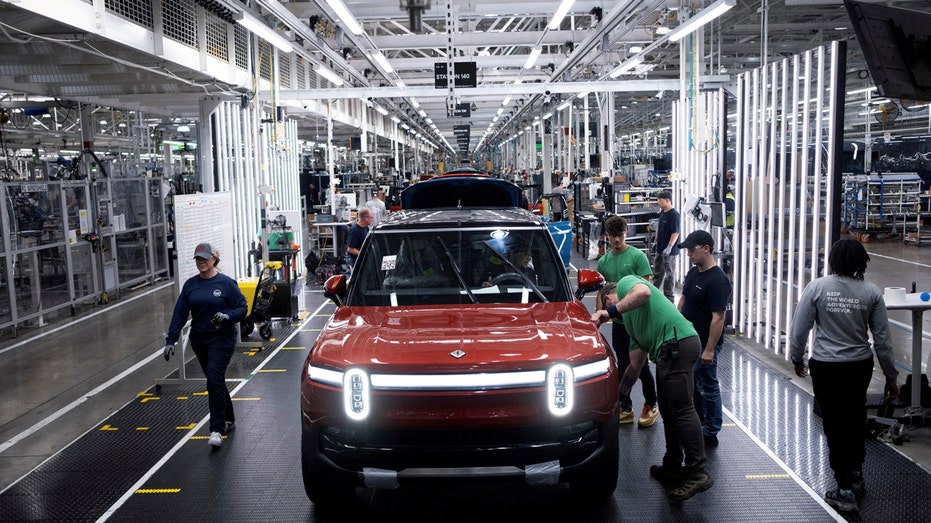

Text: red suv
xmin=300 ymin=180 xmax=618 ymax=506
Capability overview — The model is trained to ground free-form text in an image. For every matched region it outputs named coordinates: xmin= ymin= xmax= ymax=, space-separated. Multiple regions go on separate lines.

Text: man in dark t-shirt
xmin=677 ymin=230 xmax=731 ymax=448
xmin=346 ymin=207 xmax=373 ymax=267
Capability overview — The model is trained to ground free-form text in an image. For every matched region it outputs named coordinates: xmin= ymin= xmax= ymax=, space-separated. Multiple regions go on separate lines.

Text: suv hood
xmin=311 ymin=302 xmax=607 ymax=373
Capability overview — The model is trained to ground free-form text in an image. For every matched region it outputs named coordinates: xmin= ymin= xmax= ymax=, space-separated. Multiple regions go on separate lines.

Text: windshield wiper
xmin=435 ymin=236 xmax=477 ymax=304
xmin=482 ymin=240 xmax=548 ymax=303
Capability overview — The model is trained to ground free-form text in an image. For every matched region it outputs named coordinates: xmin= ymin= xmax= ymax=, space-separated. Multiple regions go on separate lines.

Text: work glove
xmin=163 ymin=344 xmax=175 ymax=361
xmin=212 ymin=312 xmax=230 ymax=325
xmin=662 ymin=246 xmax=672 ymax=256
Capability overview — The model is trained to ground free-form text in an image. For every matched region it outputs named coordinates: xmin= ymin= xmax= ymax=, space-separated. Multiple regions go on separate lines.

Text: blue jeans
xmin=693 ymin=344 xmax=723 ymax=437
xmin=191 ymin=330 xmax=236 ymax=434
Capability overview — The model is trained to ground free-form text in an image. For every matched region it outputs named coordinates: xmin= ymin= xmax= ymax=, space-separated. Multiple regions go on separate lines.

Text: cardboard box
xmin=613 ymin=176 xmax=627 ymax=183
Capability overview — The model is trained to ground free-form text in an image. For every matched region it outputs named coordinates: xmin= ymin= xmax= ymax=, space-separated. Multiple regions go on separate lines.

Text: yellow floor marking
xmin=232 ymin=397 xmax=261 ymax=401
xmin=176 ymin=423 xmax=196 ymax=430
xmin=723 ymin=423 xmax=737 ymax=427
xmin=244 ymin=351 xmax=258 ymax=356
xmin=176 ymin=396 xmax=189 ymax=400
xmin=137 ymin=392 xmax=154 ymax=397
xmin=136 ymin=427 xmax=149 ymax=431
xmin=135 ymin=488 xmax=181 ymax=494
xmin=100 ymin=425 xmax=118 ymax=431
xmin=191 ymin=435 xmax=227 ymax=440
xmin=745 ymin=474 xmax=790 ymax=479
xmin=257 ymin=369 xmax=286 ymax=373
xmin=193 ymin=391 xmax=208 ymax=396
xmin=280 ymin=346 xmax=305 ymax=350
xmin=140 ymin=397 xmax=160 ymax=403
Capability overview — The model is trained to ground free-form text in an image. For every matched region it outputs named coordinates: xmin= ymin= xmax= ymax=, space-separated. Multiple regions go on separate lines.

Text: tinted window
xmin=347 ymin=227 xmax=570 ymax=306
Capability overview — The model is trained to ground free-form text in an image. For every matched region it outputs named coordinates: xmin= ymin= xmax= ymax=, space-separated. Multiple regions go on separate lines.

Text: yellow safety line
xmin=257 ymin=369 xmax=286 ymax=373
xmin=232 ymin=397 xmax=261 ymax=401
xmin=745 ymin=474 xmax=790 ymax=479
xmin=135 ymin=488 xmax=181 ymax=494
xmin=99 ymin=425 xmax=118 ymax=431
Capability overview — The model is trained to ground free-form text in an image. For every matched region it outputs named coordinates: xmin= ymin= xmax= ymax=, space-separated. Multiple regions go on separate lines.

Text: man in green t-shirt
xmin=593 ymin=275 xmax=712 ymax=502
xmin=596 ymin=215 xmax=658 ymax=428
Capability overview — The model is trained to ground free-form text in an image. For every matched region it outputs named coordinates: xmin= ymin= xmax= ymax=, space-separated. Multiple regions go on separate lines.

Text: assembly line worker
xmin=676 ymin=230 xmax=731 ymax=449
xmin=164 ymin=243 xmax=247 ymax=448
xmin=592 ymin=276 xmax=713 ymax=502
xmin=652 ymin=189 xmax=680 ymax=302
xmin=790 ymin=238 xmax=898 ymax=513
xmin=596 ymin=215 xmax=659 ymax=428
xmin=346 ymin=206 xmax=373 ymax=267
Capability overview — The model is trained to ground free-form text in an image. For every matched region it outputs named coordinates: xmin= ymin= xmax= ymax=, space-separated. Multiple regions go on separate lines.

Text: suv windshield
xmin=347 ymin=227 xmax=570 ymax=306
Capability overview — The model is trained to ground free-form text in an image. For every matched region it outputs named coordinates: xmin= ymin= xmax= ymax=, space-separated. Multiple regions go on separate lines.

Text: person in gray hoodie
xmin=790 ymin=238 xmax=899 ymax=513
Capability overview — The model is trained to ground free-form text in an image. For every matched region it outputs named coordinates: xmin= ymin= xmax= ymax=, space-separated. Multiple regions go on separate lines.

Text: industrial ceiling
xmin=0 ymin=0 xmax=928 ymax=160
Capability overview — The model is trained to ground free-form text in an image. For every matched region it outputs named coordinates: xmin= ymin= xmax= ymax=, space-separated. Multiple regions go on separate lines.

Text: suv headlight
xmin=546 ymin=364 xmax=574 ymax=416
xmin=343 ymin=368 xmax=371 ymax=420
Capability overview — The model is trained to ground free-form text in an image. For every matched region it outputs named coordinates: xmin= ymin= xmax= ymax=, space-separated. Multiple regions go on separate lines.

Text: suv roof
xmin=378 ymin=207 xmax=541 ymax=230
xmin=400 ymin=175 xmax=528 ymax=209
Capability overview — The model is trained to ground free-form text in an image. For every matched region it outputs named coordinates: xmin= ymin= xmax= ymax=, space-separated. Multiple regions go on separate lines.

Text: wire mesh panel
xmin=296 ymin=56 xmax=306 ymax=89
xmin=234 ymin=24 xmax=249 ymax=70
xmin=205 ymin=11 xmax=229 ymax=62
xmin=162 ymin=0 xmax=197 ymax=48
xmin=279 ymin=51 xmax=291 ymax=89
xmin=105 ymin=0 xmax=153 ymax=29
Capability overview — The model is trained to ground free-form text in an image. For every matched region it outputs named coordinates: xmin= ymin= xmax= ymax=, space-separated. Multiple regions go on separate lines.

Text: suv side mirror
xmin=575 ymin=269 xmax=605 ymax=300
xmin=324 ymin=274 xmax=347 ymax=306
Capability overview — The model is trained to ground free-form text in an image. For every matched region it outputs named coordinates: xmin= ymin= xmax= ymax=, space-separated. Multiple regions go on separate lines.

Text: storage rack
xmin=612 ymin=184 xmax=661 ymax=249
xmin=843 ymin=173 xmax=923 ymax=240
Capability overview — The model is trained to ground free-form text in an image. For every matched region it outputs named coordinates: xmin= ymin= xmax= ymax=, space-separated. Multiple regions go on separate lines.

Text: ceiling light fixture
xmin=557 ymin=100 xmax=572 ymax=111
xmin=326 ymin=0 xmax=364 ymax=35
xmin=234 ymin=11 xmax=293 ymax=52
xmin=374 ymin=105 xmax=389 ymax=116
xmin=524 ymin=47 xmax=542 ymax=69
xmin=548 ymin=0 xmax=576 ymax=30
xmin=372 ymin=51 xmax=394 ymax=74
xmin=609 ymin=56 xmax=645 ymax=78
xmin=668 ymin=0 xmax=736 ymax=43
xmin=314 ymin=64 xmax=344 ymax=86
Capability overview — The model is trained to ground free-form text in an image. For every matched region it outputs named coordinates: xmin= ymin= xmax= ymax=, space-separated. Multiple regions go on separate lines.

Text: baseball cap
xmin=193 ymin=243 xmax=217 ymax=259
xmin=678 ymin=230 xmax=714 ymax=249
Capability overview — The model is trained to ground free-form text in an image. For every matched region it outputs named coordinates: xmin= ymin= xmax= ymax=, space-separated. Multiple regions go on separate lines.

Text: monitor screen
xmin=709 ymin=202 xmax=726 ymax=228
xmin=844 ymin=0 xmax=931 ymax=102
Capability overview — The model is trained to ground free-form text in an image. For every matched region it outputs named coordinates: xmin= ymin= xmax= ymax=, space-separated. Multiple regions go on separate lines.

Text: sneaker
xmin=649 ymin=465 xmax=682 ymax=484
xmin=824 ymin=489 xmax=857 ymax=512
xmin=638 ymin=405 xmax=659 ymax=427
xmin=703 ymin=434 xmax=719 ymax=448
xmin=851 ymin=471 xmax=866 ymax=498
xmin=667 ymin=473 xmax=714 ymax=501
xmin=618 ymin=409 xmax=635 ymax=424
xmin=224 ymin=421 xmax=235 ymax=434
xmin=208 ymin=432 xmax=223 ymax=447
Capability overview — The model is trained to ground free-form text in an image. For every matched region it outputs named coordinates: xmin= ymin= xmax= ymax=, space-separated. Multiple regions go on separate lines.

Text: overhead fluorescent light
xmin=372 ymin=51 xmax=394 ymax=74
xmin=234 ymin=11 xmax=293 ymax=52
xmin=503 ymin=95 xmax=512 ymax=106
xmin=326 ymin=0 xmax=364 ymax=35
xmin=314 ymin=64 xmax=344 ymax=86
xmin=668 ymin=0 xmax=736 ymax=43
xmin=410 ymin=98 xmax=421 ymax=108
xmin=374 ymin=105 xmax=389 ymax=116
xmin=557 ymin=100 xmax=572 ymax=111
xmin=609 ymin=56 xmax=645 ymax=78
xmin=549 ymin=0 xmax=576 ymax=30
xmin=523 ymin=47 xmax=542 ymax=69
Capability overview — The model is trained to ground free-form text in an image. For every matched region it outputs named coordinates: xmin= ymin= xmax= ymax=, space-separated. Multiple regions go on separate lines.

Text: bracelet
xmin=607 ymin=305 xmax=619 ymax=318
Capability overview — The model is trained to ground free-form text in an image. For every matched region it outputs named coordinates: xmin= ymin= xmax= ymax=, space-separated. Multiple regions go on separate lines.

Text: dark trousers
xmin=191 ymin=330 xmax=236 ymax=434
xmin=809 ymin=356 xmax=873 ymax=490
xmin=656 ymin=335 xmax=706 ymax=477
xmin=652 ymin=254 xmax=677 ymax=301
xmin=613 ymin=322 xmax=657 ymax=410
